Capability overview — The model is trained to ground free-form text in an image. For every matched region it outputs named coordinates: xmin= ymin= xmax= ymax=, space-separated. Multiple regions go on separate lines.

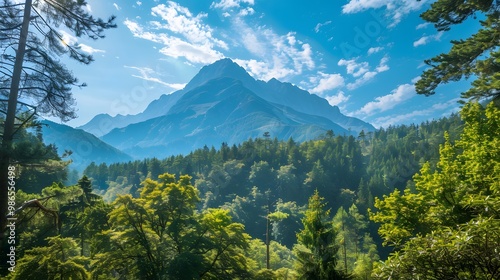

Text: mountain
xmin=80 ymin=58 xmax=374 ymax=159
xmin=80 ymin=59 xmax=374 ymax=138
xmin=40 ymin=120 xmax=133 ymax=171
xmin=101 ymin=77 xmax=349 ymax=158
xmin=182 ymin=58 xmax=374 ymax=133
xmin=77 ymin=90 xmax=183 ymax=137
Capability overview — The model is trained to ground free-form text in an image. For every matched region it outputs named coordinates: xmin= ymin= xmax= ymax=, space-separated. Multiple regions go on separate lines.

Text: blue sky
xmin=55 ymin=0 xmax=480 ymax=129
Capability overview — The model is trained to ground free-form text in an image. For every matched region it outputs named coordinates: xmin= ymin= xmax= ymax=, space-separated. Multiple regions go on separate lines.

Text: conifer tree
xmin=0 ymin=0 xmax=115 ymax=247
xmin=294 ymin=190 xmax=347 ymax=279
xmin=415 ymin=0 xmax=500 ymax=102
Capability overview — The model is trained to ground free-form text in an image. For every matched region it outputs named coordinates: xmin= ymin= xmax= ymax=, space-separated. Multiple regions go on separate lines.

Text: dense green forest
xmin=2 ymin=0 xmax=499 ymax=278
xmin=5 ymin=105 xmax=490 ymax=279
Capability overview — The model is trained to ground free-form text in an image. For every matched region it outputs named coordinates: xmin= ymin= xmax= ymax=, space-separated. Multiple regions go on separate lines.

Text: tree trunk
xmin=266 ymin=208 xmax=270 ymax=269
xmin=0 ymin=0 xmax=32 ymax=244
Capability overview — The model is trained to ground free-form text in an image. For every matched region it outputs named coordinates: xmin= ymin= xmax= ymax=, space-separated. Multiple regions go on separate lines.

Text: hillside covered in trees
xmin=2 ymin=0 xmax=499 ymax=278
xmin=4 ymin=107 xmax=488 ymax=279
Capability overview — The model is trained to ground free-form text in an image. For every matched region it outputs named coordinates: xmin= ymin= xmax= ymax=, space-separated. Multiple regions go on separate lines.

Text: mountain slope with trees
xmin=40 ymin=120 xmax=132 ymax=172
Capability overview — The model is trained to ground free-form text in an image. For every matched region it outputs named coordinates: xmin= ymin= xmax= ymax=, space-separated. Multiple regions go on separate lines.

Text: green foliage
xmin=415 ymin=0 xmax=500 ymax=101
xmin=10 ymin=236 xmax=90 ymax=280
xmin=6 ymin=123 xmax=69 ymax=194
xmin=245 ymin=239 xmax=295 ymax=273
xmin=80 ymin=116 xmax=463 ymax=265
xmin=93 ymin=173 xmax=251 ymax=279
xmin=9 ymin=112 xmax=474 ymax=279
xmin=333 ymin=205 xmax=379 ymax=279
xmin=271 ymin=199 xmax=304 ymax=248
xmin=371 ymin=102 xmax=500 ymax=279
xmin=294 ymin=190 xmax=346 ymax=279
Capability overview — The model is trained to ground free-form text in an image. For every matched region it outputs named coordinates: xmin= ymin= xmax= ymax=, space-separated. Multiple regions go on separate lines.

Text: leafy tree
xmin=333 ymin=205 xmax=378 ymax=279
xmin=293 ymin=190 xmax=347 ymax=279
xmin=10 ymin=182 xmax=83 ymax=259
xmin=94 ymin=173 xmax=251 ymax=279
xmin=276 ymin=164 xmax=300 ymax=200
xmin=59 ymin=176 xmax=110 ymax=256
xmin=224 ymin=186 xmax=268 ymax=240
xmin=0 ymin=0 xmax=115 ymax=245
xmin=371 ymin=102 xmax=500 ymax=279
xmin=4 ymin=120 xmax=69 ymax=194
xmin=10 ymin=236 xmax=90 ymax=280
xmin=415 ymin=0 xmax=500 ymax=102
xmin=245 ymin=239 xmax=295 ymax=276
xmin=270 ymin=199 xmax=303 ymax=248
xmin=249 ymin=160 xmax=276 ymax=191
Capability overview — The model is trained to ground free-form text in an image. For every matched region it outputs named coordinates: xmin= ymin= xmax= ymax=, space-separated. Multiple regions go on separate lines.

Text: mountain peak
xmin=183 ymin=58 xmax=256 ymax=92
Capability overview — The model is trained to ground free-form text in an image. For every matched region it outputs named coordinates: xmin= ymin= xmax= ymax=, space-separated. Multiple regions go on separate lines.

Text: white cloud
xmin=376 ymin=55 xmax=389 ymax=72
xmin=314 ymin=21 xmax=332 ymax=33
xmin=242 ymin=31 xmax=266 ymax=56
xmin=231 ymin=19 xmax=315 ymax=81
xmin=411 ymin=76 xmax=421 ymax=83
xmin=79 ymin=44 xmax=105 ymax=54
xmin=416 ymin=22 xmax=431 ymax=30
xmin=136 ymin=1 xmax=142 ymax=6
xmin=151 ymin=3 xmax=228 ymax=49
xmin=413 ymin=32 xmax=443 ymax=47
xmin=123 ymin=2 xmax=227 ymax=64
xmin=125 ymin=66 xmax=186 ymax=90
xmin=123 ymin=19 xmax=142 ymax=34
xmin=338 ymin=58 xmax=369 ymax=77
xmin=325 ymin=91 xmax=350 ymax=106
xmin=367 ymin=46 xmax=383 ymax=55
xmin=59 ymin=30 xmax=105 ymax=54
xmin=235 ymin=58 xmax=296 ymax=81
xmin=339 ymin=56 xmax=389 ymax=90
xmin=346 ymin=71 xmax=378 ymax=90
xmin=239 ymin=7 xmax=255 ymax=16
xmin=59 ymin=30 xmax=78 ymax=45
xmin=157 ymin=37 xmax=224 ymax=64
xmin=113 ymin=3 xmax=121 ymax=10
xmin=342 ymin=0 xmax=432 ymax=27
xmin=355 ymin=83 xmax=414 ymax=116
xmin=211 ymin=0 xmax=255 ymax=10
xmin=310 ymin=73 xmax=345 ymax=94
xmin=370 ymin=98 xmax=460 ymax=128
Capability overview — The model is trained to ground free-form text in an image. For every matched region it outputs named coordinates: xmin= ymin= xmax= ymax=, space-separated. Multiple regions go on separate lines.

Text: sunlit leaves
xmin=371 ymin=102 xmax=500 ymax=278
xmin=11 ymin=236 xmax=90 ymax=280
xmin=96 ymin=173 xmax=251 ymax=279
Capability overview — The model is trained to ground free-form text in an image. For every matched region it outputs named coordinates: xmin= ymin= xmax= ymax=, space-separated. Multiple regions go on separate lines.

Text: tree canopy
xmin=415 ymin=0 xmax=500 ymax=102
xmin=371 ymin=102 xmax=500 ymax=279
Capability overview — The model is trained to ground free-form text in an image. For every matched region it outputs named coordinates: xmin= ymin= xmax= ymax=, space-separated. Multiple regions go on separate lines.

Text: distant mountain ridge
xmin=101 ymin=77 xmax=349 ymax=158
xmin=81 ymin=58 xmax=375 ymax=159
xmin=41 ymin=120 xmax=132 ymax=171
xmin=77 ymin=91 xmax=183 ymax=137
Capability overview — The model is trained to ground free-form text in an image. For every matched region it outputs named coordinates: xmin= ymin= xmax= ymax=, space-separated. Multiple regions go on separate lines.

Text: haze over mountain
xmin=77 ymin=91 xmax=184 ymax=137
xmin=82 ymin=59 xmax=374 ymax=159
xmin=40 ymin=120 xmax=132 ymax=171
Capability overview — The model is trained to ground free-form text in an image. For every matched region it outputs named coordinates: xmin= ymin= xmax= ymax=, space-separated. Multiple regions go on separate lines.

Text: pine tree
xmin=0 ymin=0 xmax=115 ymax=248
xmin=415 ymin=0 xmax=500 ymax=102
xmin=294 ymin=190 xmax=347 ymax=279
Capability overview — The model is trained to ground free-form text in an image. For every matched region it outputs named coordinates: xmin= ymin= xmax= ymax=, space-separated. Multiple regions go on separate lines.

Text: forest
xmin=5 ymin=104 xmax=499 ymax=279
xmin=1 ymin=0 xmax=499 ymax=279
